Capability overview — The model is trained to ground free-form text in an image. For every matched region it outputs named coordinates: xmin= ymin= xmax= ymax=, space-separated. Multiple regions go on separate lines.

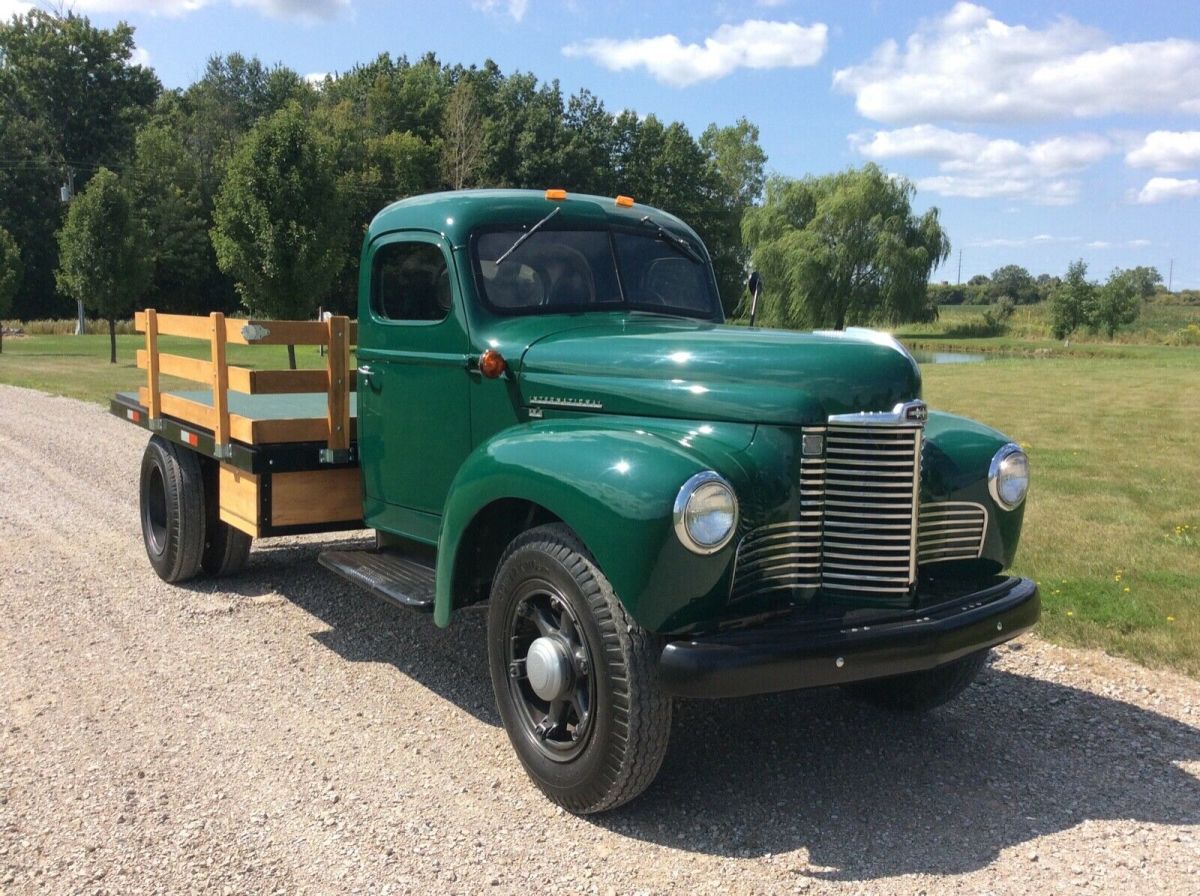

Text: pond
xmin=910 ymin=350 xmax=988 ymax=364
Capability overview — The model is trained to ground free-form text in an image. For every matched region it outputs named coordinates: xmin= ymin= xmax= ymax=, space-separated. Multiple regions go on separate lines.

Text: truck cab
xmin=118 ymin=188 xmax=1038 ymax=814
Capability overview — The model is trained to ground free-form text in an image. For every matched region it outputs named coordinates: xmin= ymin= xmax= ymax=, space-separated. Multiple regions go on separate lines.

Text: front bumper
xmin=658 ymin=576 xmax=1039 ymax=698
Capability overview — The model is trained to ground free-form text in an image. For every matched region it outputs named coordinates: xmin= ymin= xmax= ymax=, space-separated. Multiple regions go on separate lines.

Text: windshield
xmin=472 ymin=227 xmax=721 ymax=319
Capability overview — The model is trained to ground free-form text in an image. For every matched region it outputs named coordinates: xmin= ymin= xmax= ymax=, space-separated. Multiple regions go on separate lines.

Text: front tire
xmin=487 ymin=523 xmax=672 ymax=814
xmin=843 ymin=649 xmax=990 ymax=713
xmin=140 ymin=436 xmax=205 ymax=583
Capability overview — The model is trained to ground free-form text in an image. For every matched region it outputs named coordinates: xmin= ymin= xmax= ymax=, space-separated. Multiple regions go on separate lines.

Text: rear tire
xmin=487 ymin=523 xmax=672 ymax=814
xmin=140 ymin=436 xmax=205 ymax=583
xmin=200 ymin=459 xmax=252 ymax=577
xmin=201 ymin=520 xmax=251 ymax=577
xmin=843 ymin=649 xmax=990 ymax=713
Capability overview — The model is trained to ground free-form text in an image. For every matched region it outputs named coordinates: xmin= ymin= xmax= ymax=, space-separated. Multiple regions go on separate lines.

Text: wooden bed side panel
xmin=138 ymin=387 xmax=215 ymax=430
xmin=271 ymin=468 xmax=363 ymax=527
xmin=219 ymin=465 xmax=261 ymax=538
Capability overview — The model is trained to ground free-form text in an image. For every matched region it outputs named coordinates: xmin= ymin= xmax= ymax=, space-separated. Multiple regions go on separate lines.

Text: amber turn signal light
xmin=615 ymin=195 xmax=634 ymax=207
xmin=479 ymin=349 xmax=507 ymax=379
xmin=545 ymin=188 xmax=567 ymax=201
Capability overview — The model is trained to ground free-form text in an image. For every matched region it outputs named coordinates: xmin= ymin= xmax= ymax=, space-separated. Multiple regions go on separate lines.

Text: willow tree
xmin=742 ymin=164 xmax=950 ymax=330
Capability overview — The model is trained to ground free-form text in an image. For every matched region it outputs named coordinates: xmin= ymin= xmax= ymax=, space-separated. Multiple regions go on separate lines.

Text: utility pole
xmin=956 ymin=248 xmax=962 ymax=285
xmin=1168 ymin=258 xmax=1174 ymax=292
xmin=60 ymin=167 xmax=85 ymax=335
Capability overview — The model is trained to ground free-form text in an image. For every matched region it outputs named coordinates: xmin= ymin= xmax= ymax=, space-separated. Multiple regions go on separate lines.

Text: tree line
xmin=0 ymin=9 xmax=958 ymax=362
xmin=0 ymin=13 xmax=762 ymax=325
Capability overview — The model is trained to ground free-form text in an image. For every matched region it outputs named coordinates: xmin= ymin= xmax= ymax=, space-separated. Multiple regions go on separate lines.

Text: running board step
xmin=318 ymin=549 xmax=435 ymax=612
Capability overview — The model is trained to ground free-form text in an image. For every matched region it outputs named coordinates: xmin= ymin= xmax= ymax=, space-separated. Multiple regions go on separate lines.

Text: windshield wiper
xmin=495 ymin=206 xmax=561 ymax=265
xmin=640 ymin=214 xmax=704 ymax=265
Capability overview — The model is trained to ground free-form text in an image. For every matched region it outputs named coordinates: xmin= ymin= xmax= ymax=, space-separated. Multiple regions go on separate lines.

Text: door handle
xmin=357 ymin=364 xmax=381 ymax=391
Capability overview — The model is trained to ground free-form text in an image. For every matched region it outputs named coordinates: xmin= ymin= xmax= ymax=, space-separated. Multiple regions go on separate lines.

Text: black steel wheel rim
xmin=504 ymin=577 xmax=596 ymax=762
xmin=144 ymin=464 xmax=168 ymax=555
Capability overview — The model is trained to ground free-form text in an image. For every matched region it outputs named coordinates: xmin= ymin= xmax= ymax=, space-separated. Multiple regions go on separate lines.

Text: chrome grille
xmin=918 ymin=502 xmax=987 ymax=563
xmin=729 ymin=427 xmax=825 ymax=602
xmin=820 ymin=423 xmax=922 ymax=595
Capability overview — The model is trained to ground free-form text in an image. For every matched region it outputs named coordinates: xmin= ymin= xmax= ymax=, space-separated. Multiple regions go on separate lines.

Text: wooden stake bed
xmin=110 ymin=310 xmax=365 ymax=539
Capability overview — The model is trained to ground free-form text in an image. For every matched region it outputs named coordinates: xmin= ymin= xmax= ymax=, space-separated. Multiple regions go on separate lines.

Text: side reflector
xmin=127 ymin=409 xmax=142 ymax=423
xmin=545 ymin=188 xmax=567 ymax=201
xmin=615 ymin=195 xmax=634 ymax=207
xmin=479 ymin=349 xmax=507 ymax=379
xmin=181 ymin=430 xmax=199 ymax=448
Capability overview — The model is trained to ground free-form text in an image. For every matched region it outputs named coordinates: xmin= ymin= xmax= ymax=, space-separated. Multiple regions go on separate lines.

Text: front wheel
xmin=487 ymin=524 xmax=672 ymax=814
xmin=842 ymin=649 xmax=990 ymax=713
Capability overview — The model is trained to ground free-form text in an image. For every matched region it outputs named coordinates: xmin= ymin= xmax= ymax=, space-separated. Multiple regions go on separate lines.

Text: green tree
xmin=0 ymin=9 xmax=159 ymax=318
xmin=700 ymin=118 xmax=767 ymax=312
xmin=56 ymin=168 xmax=151 ymax=363
xmin=988 ymin=264 xmax=1038 ymax=304
xmin=128 ymin=123 xmax=215 ymax=314
xmin=741 ymin=164 xmax=950 ymax=330
xmin=211 ymin=103 xmax=344 ymax=367
xmin=0 ymin=226 xmax=21 ymax=353
xmin=1090 ymin=269 xmax=1143 ymax=339
xmin=440 ymin=80 xmax=485 ymax=189
xmin=1124 ymin=265 xmax=1162 ymax=300
xmin=1049 ymin=259 xmax=1094 ymax=340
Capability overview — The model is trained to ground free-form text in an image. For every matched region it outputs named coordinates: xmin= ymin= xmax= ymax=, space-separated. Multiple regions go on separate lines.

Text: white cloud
xmin=1135 ymin=177 xmax=1200 ymax=204
xmin=131 ymin=45 xmax=151 ymax=66
xmin=967 ymin=234 xmax=1080 ymax=248
xmin=472 ymin=0 xmax=528 ymax=22
xmin=0 ymin=1 xmax=35 ymax=16
xmin=833 ymin=2 xmax=1200 ymax=123
xmin=304 ymin=71 xmax=328 ymax=87
xmin=563 ymin=19 xmax=828 ymax=87
xmin=850 ymin=124 xmax=1112 ymax=204
xmin=50 ymin=0 xmax=350 ymax=20
xmin=1087 ymin=239 xmax=1151 ymax=249
xmin=1126 ymin=131 xmax=1200 ymax=173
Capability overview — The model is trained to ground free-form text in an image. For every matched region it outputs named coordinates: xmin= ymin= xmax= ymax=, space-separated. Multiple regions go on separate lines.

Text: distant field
xmin=1 ymin=329 xmax=1197 ymax=676
xmin=899 ymin=301 xmax=1200 ymax=353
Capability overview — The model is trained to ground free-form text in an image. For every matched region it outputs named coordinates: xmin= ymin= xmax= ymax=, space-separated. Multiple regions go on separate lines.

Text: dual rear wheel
xmin=139 ymin=435 xmax=251 ymax=583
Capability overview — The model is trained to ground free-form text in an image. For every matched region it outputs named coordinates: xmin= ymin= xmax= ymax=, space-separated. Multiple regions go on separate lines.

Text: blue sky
xmin=7 ymin=0 xmax=1199 ymax=287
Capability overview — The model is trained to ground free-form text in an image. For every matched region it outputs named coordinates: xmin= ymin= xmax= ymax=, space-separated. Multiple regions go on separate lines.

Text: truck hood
xmin=515 ymin=316 xmax=922 ymax=426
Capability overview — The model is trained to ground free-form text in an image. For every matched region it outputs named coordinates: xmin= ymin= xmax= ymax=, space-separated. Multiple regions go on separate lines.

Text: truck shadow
xmin=606 ymin=657 xmax=1200 ymax=879
xmin=243 ymin=543 xmax=1200 ymax=881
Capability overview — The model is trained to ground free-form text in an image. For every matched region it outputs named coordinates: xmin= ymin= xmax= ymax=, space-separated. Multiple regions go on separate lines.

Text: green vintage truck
xmin=114 ymin=188 xmax=1037 ymax=813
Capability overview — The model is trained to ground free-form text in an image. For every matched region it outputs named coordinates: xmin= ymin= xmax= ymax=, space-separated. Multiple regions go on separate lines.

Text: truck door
xmin=357 ymin=232 xmax=471 ymax=542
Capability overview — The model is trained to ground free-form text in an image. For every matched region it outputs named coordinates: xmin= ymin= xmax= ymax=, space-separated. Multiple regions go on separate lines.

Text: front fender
xmin=435 ymin=417 xmax=757 ymax=632
xmin=923 ymin=410 xmax=1026 ymax=569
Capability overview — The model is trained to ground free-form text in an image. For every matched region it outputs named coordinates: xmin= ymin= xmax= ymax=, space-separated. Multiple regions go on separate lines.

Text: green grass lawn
xmin=2 ymin=330 xmax=1198 ymax=676
xmin=0 ymin=332 xmax=330 ymax=404
xmin=920 ymin=353 xmax=1199 ymax=676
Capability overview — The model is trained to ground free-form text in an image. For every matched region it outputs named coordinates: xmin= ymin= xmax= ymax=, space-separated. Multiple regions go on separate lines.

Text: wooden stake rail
xmin=134 ymin=309 xmax=357 ymax=459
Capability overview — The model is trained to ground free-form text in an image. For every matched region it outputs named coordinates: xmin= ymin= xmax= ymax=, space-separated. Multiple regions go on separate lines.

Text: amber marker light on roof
xmin=479 ymin=349 xmax=507 ymax=379
xmin=545 ymin=188 xmax=567 ymax=201
xmin=615 ymin=195 xmax=635 ymax=207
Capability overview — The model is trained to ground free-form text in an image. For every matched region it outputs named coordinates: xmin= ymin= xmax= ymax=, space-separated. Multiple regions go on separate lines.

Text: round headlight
xmin=673 ymin=471 xmax=738 ymax=554
xmin=989 ymin=443 xmax=1029 ymax=510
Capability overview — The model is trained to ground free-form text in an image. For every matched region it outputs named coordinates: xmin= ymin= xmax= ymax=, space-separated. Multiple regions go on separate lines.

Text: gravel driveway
xmin=1 ymin=383 xmax=1198 ymax=896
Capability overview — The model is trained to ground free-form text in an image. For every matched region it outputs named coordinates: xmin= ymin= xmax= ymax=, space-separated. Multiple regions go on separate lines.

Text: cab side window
xmin=373 ymin=242 xmax=452 ymax=322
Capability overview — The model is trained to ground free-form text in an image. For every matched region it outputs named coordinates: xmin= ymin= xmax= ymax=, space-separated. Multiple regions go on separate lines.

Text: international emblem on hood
xmin=901 ymin=400 xmax=928 ymax=423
